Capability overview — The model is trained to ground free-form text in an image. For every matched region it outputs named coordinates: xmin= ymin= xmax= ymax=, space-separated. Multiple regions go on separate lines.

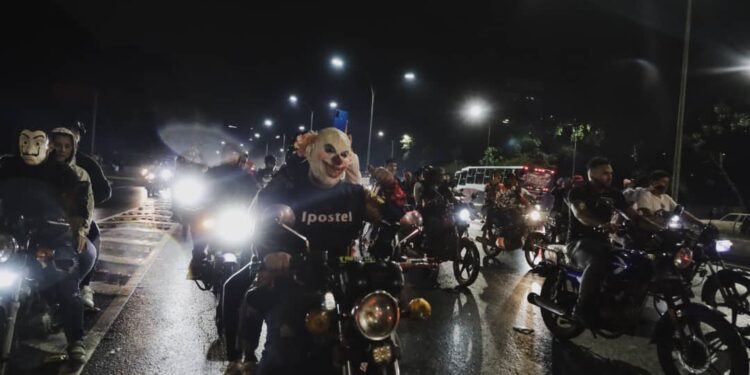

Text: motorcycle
xmin=654 ymin=212 xmax=750 ymax=346
xmin=0 ymin=214 xmax=75 ymax=374
xmin=140 ymin=164 xmax=174 ymax=198
xmin=171 ymin=173 xmax=209 ymax=238
xmin=191 ymin=204 xmax=253 ymax=295
xmin=527 ymin=211 xmax=749 ymax=374
xmin=480 ymin=203 xmax=545 ymax=267
xmin=370 ymin=202 xmax=481 ymax=288
xmin=251 ymin=204 xmax=431 ymax=374
xmin=523 ymin=205 xmax=569 ymax=268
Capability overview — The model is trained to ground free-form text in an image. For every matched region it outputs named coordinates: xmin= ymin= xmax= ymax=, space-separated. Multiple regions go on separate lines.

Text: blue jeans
xmin=39 ymin=240 xmax=96 ymax=342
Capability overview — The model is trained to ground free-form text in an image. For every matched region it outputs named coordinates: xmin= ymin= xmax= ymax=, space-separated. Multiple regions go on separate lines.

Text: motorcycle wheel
xmin=523 ymin=232 xmax=547 ymax=268
xmin=453 ymin=238 xmax=480 ymax=287
xmin=539 ymin=272 xmax=584 ymax=340
xmin=480 ymin=226 xmax=501 ymax=258
xmin=656 ymin=309 xmax=749 ymax=375
xmin=701 ymin=270 xmax=750 ymax=335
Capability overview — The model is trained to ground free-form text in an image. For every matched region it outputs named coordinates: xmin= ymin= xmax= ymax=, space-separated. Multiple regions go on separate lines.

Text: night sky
xmin=1 ymin=0 xmax=749 ymax=202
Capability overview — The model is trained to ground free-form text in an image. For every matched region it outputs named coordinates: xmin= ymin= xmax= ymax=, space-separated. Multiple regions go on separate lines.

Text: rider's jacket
xmin=567 ymin=181 xmax=629 ymax=243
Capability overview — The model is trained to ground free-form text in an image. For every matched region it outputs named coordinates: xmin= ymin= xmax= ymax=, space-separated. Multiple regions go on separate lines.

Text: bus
xmin=453 ymin=165 xmax=556 ymax=204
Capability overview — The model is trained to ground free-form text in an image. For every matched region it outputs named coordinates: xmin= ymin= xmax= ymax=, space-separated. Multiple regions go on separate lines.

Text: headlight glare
xmin=353 ymin=291 xmax=400 ymax=341
xmin=215 ymin=207 xmax=253 ymax=245
xmin=716 ymin=240 xmax=733 ymax=253
xmin=529 ymin=210 xmax=541 ymax=222
xmin=0 ymin=270 xmax=19 ymax=288
xmin=458 ymin=209 xmax=471 ymax=222
xmin=173 ymin=177 xmax=207 ymax=208
xmin=160 ymin=169 xmax=173 ymax=181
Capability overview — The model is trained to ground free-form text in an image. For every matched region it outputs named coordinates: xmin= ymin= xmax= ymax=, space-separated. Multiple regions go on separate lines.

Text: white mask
xmin=19 ymin=129 xmax=49 ymax=166
xmin=305 ymin=128 xmax=352 ymax=188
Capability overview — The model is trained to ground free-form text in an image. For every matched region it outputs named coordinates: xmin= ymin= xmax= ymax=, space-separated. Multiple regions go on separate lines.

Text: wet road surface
xmin=14 ymin=189 xmax=745 ymax=374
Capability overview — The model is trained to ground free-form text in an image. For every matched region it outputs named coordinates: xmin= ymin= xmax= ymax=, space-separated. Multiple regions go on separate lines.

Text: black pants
xmin=570 ymin=238 xmax=614 ymax=315
xmin=222 ymin=263 xmax=255 ymax=362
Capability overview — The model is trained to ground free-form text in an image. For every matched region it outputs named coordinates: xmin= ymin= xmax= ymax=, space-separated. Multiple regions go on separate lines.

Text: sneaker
xmin=67 ymin=340 xmax=87 ymax=364
xmin=81 ymin=286 xmax=95 ymax=310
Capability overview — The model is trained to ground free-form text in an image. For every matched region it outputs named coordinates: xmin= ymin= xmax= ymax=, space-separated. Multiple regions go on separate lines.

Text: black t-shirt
xmin=256 ymin=177 xmax=366 ymax=259
xmin=567 ymin=181 xmax=628 ymax=242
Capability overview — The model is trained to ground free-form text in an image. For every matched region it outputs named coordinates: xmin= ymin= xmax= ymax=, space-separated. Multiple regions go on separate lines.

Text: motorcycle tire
xmin=523 ymin=232 xmax=547 ymax=268
xmin=364 ymin=361 xmax=399 ymax=375
xmin=453 ymin=238 xmax=480 ymax=287
xmin=656 ymin=306 xmax=749 ymax=375
xmin=700 ymin=269 xmax=750 ymax=333
xmin=539 ymin=272 xmax=584 ymax=340
xmin=480 ymin=227 xmax=501 ymax=258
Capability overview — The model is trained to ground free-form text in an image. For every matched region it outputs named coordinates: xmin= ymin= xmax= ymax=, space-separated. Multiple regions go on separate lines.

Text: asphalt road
xmin=12 ymin=185 xmax=746 ymax=375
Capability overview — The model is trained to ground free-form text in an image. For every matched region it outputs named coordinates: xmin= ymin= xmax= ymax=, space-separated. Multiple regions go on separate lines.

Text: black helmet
xmin=422 ymin=165 xmax=444 ymax=185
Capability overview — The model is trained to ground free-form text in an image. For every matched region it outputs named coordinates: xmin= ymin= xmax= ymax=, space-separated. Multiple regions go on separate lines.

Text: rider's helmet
xmin=422 ymin=165 xmax=444 ymax=186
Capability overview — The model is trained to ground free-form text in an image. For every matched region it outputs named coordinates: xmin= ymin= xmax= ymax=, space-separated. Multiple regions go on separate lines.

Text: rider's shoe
xmin=81 ymin=285 xmax=95 ymax=310
xmin=67 ymin=340 xmax=87 ymax=364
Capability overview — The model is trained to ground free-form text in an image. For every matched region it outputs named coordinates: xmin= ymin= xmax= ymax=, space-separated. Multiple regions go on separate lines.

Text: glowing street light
xmin=329 ymin=101 xmax=338 ymax=109
xmin=462 ymin=99 xmax=494 ymax=148
xmin=275 ymin=135 xmax=281 ymax=140
xmin=289 ymin=95 xmax=298 ymax=104
xmin=264 ymin=119 xmax=273 ymax=127
xmin=330 ymin=56 xmax=345 ymax=69
xmin=254 ymin=133 xmax=261 ymax=138
xmin=404 ymin=72 xmax=416 ymax=81
xmin=377 ymin=130 xmax=385 ymax=137
xmin=298 ymin=125 xmax=306 ymax=131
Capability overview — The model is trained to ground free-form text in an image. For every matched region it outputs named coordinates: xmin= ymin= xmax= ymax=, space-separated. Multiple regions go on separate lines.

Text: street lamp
xmin=264 ymin=119 xmax=273 ymax=127
xmin=329 ymin=101 xmax=338 ymax=109
xmin=404 ymin=72 xmax=416 ymax=81
xmin=331 ymin=56 xmax=345 ymax=69
xmin=462 ymin=99 xmax=493 ymax=148
xmin=254 ymin=133 xmax=261 ymax=139
xmin=298 ymin=125 xmax=306 ymax=131
xmin=288 ymin=94 xmax=315 ymax=130
xmin=377 ymin=130 xmax=385 ymax=137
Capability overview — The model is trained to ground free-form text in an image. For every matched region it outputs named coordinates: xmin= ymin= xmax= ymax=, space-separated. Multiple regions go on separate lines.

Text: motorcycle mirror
xmin=262 ymin=204 xmax=296 ymax=227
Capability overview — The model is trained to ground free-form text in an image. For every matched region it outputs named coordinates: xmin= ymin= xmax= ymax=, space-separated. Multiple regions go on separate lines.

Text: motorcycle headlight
xmin=0 ymin=270 xmax=19 ymax=288
xmin=458 ymin=209 xmax=471 ymax=222
xmin=160 ymin=169 xmax=173 ymax=181
xmin=352 ymin=291 xmax=400 ymax=341
xmin=668 ymin=215 xmax=681 ymax=229
xmin=673 ymin=248 xmax=693 ymax=269
xmin=716 ymin=240 xmax=733 ymax=253
xmin=529 ymin=210 xmax=542 ymax=222
xmin=0 ymin=234 xmax=18 ymax=263
xmin=215 ymin=207 xmax=254 ymax=245
xmin=173 ymin=177 xmax=207 ymax=208
xmin=146 ymin=173 xmax=156 ymax=181
xmin=140 ymin=168 xmax=149 ymax=177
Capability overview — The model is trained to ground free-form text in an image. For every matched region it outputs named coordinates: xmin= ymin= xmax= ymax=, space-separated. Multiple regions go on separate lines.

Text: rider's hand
xmin=601 ymin=223 xmax=618 ymax=234
xmin=263 ymin=252 xmax=291 ymax=273
xmin=76 ymin=236 xmax=87 ymax=254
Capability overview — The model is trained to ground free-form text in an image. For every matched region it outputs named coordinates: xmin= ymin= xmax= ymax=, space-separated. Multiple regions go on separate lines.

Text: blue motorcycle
xmin=528 ymin=215 xmax=748 ymax=374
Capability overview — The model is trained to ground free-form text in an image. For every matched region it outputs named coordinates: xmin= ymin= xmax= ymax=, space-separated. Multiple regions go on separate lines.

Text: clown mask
xmin=19 ymin=130 xmax=49 ymax=166
xmin=305 ymin=128 xmax=353 ymax=188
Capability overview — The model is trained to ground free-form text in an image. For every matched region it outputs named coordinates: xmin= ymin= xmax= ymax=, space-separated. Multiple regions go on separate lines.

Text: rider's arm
xmin=567 ymin=188 xmax=607 ymax=227
xmin=78 ymin=152 xmax=112 ymax=205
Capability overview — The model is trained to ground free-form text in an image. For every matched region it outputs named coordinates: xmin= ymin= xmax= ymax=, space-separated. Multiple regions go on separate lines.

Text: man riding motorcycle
xmin=0 ymin=129 xmax=95 ymax=365
xmin=188 ymin=143 xmax=260 ymax=280
xmin=221 ymin=128 xmax=400 ymax=375
xmin=567 ymin=157 xmax=658 ymax=327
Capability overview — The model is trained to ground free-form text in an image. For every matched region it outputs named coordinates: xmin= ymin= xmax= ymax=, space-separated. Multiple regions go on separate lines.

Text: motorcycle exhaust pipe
xmin=527 ymin=293 xmax=567 ymax=316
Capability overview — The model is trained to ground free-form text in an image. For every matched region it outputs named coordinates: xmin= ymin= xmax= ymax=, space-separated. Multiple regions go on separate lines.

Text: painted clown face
xmin=19 ymin=130 xmax=49 ymax=166
xmin=306 ymin=128 xmax=352 ymax=188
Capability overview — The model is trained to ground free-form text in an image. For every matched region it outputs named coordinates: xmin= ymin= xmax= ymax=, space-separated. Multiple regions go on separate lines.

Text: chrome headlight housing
xmin=673 ymin=248 xmax=694 ymax=269
xmin=0 ymin=234 xmax=19 ymax=263
xmin=352 ymin=291 xmax=400 ymax=341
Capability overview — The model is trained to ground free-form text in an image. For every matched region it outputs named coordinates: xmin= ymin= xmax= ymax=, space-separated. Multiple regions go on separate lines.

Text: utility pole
xmin=672 ymin=0 xmax=693 ymax=201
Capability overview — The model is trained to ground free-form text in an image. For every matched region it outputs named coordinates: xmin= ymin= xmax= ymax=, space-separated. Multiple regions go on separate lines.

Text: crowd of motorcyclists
xmin=1 ymin=122 xmax=747 ymax=374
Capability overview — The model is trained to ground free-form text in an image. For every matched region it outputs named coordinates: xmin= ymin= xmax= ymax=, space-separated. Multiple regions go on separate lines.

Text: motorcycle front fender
xmin=651 ymin=302 xmax=726 ymax=343
xmin=701 ymin=268 xmax=749 ymax=306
